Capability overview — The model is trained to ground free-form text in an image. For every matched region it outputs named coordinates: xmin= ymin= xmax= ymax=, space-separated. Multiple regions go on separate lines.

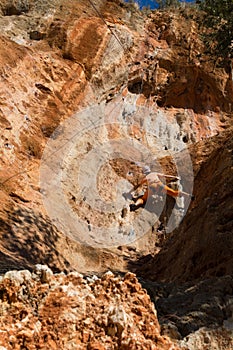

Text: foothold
xmin=4 ymin=143 xmax=13 ymax=149
xmin=121 ymin=207 xmax=128 ymax=218
xmin=29 ymin=31 xmax=45 ymax=41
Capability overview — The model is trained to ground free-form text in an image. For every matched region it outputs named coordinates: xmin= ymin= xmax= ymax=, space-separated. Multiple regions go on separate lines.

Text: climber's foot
xmin=130 ymin=204 xmax=139 ymax=211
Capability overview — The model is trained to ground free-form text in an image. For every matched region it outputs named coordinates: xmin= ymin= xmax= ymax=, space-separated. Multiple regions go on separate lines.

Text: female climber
xmin=128 ymin=170 xmax=194 ymax=211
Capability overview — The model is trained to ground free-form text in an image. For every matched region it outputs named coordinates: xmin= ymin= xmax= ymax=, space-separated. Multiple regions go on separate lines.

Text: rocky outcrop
xmin=0 ymin=0 xmax=233 ymax=348
xmin=142 ymin=275 xmax=233 ymax=340
xmin=0 ymin=265 xmax=179 ymax=349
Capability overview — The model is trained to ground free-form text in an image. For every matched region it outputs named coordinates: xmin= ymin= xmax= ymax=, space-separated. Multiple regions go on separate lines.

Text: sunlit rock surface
xmin=0 ymin=0 xmax=232 ymax=348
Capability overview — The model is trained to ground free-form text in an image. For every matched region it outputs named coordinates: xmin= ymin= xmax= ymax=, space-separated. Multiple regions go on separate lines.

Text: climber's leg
xmin=130 ymin=188 xmax=148 ymax=210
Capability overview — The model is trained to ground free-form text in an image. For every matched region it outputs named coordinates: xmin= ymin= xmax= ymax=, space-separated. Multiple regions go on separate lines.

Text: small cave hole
xmin=62 ymin=52 xmax=74 ymax=61
xmin=128 ymin=80 xmax=142 ymax=95
xmin=182 ymin=135 xmax=189 ymax=143
xmin=156 ymin=99 xmax=165 ymax=107
xmin=121 ymin=207 xmax=128 ymax=218
xmin=128 ymin=79 xmax=153 ymax=98
xmin=2 ymin=3 xmax=30 ymax=16
xmin=29 ymin=31 xmax=45 ymax=41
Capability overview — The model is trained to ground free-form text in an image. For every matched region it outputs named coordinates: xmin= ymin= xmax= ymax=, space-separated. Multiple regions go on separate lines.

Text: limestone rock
xmin=0 ymin=267 xmax=179 ymax=349
xmin=0 ymin=0 xmax=232 ymax=349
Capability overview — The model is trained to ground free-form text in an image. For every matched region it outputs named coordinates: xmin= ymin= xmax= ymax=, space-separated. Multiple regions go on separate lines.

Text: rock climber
xmin=127 ymin=168 xmax=194 ymax=211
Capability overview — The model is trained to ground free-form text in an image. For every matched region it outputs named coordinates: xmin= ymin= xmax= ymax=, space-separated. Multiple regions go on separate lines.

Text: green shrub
xmin=197 ymin=0 xmax=233 ymax=58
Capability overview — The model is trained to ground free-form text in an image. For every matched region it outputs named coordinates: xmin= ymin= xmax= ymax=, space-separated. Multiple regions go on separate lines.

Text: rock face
xmin=136 ymin=131 xmax=233 ymax=282
xmin=0 ymin=0 xmax=231 ymax=271
xmin=0 ymin=0 xmax=233 ymax=349
xmin=142 ymin=275 xmax=233 ymax=340
xmin=0 ymin=266 xmax=179 ymax=349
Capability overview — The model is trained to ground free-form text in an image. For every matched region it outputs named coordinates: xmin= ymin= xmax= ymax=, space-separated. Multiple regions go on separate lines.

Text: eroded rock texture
xmin=0 ymin=266 xmax=180 ymax=349
xmin=0 ymin=0 xmax=233 ymax=349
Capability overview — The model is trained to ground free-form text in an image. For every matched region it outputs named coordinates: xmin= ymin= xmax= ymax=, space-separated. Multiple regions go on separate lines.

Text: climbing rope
xmin=0 ymin=2 xmax=157 ymax=187
xmin=87 ymin=0 xmax=126 ymax=51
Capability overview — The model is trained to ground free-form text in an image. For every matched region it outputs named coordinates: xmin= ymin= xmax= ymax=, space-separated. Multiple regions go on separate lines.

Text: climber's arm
xmin=162 ymin=184 xmax=180 ymax=197
xmin=159 ymin=183 xmax=194 ymax=199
